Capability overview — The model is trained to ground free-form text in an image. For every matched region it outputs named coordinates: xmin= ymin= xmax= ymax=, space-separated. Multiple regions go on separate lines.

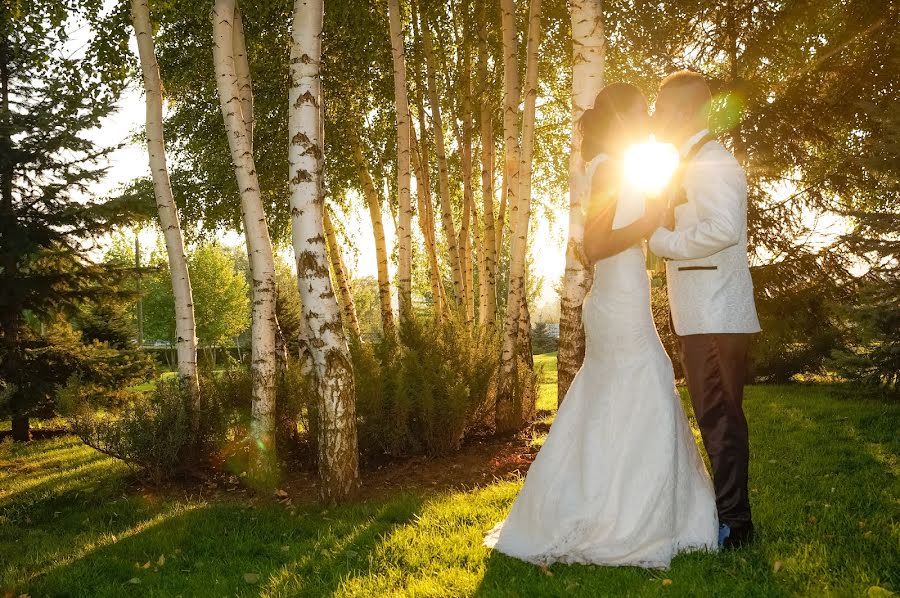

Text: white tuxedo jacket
xmin=649 ymin=130 xmax=761 ymax=336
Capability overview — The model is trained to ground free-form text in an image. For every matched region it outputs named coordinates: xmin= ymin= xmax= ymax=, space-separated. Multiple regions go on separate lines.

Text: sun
xmin=623 ymin=139 xmax=680 ymax=196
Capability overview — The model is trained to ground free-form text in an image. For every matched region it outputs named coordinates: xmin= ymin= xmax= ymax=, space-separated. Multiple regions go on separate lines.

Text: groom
xmin=649 ymin=70 xmax=761 ymax=549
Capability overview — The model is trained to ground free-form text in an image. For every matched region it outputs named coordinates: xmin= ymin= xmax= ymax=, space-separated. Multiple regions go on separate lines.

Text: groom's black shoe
xmin=720 ymin=522 xmax=755 ymax=550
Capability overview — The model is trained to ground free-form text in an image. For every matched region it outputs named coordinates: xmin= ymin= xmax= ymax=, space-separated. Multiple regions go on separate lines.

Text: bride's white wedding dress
xmin=483 ymin=154 xmax=718 ymax=569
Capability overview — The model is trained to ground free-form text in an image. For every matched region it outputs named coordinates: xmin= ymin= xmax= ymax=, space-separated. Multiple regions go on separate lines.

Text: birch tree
xmin=558 ymin=0 xmax=604 ymax=404
xmin=323 ymin=209 xmax=361 ymax=339
xmin=290 ymin=0 xmax=359 ymax=503
xmin=350 ymin=135 xmax=394 ymax=332
xmin=410 ymin=125 xmax=446 ymax=315
xmin=494 ymin=0 xmax=539 ymax=432
xmin=387 ymin=0 xmax=413 ymax=321
xmin=476 ymin=1 xmax=497 ymax=327
xmin=130 ymin=0 xmax=200 ymax=428
xmin=211 ymin=0 xmax=278 ymax=477
xmin=420 ymin=6 xmax=464 ymax=306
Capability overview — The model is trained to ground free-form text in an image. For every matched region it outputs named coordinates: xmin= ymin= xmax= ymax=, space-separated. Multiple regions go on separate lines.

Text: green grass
xmin=2 ymin=354 xmax=898 ymax=597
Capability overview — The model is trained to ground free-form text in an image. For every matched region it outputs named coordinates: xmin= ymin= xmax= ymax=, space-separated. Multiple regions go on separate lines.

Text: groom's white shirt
xmin=649 ymin=129 xmax=761 ymax=336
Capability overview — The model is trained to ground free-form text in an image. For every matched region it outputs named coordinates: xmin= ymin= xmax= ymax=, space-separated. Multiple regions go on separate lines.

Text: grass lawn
xmin=1 ymin=354 xmax=898 ymax=597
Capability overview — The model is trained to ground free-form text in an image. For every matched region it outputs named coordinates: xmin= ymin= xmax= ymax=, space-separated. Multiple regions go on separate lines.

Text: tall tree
xmin=0 ymin=0 xmax=135 ymax=441
xmin=350 ymin=135 xmax=395 ymax=332
xmin=290 ymin=0 xmax=359 ymax=503
xmin=211 ymin=0 xmax=279 ymax=477
xmin=558 ymin=0 xmax=604 ymax=405
xmin=129 ymin=0 xmax=200 ymax=426
xmin=387 ymin=0 xmax=413 ymax=321
xmin=410 ymin=124 xmax=446 ymax=315
xmin=323 ymin=209 xmax=361 ymax=338
xmin=496 ymin=0 xmax=543 ymax=432
xmin=419 ymin=5 xmax=464 ymax=306
xmin=476 ymin=0 xmax=498 ymax=327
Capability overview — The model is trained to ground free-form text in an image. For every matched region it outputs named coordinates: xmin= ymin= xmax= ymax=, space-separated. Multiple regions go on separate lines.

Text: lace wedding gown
xmin=483 ymin=154 xmax=718 ymax=569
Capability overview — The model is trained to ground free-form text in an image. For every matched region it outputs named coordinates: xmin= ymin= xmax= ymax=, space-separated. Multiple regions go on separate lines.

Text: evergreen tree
xmin=0 ymin=0 xmax=137 ymax=440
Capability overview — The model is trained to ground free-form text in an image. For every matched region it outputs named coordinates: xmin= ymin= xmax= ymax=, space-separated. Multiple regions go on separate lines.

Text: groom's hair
xmin=659 ymin=70 xmax=712 ymax=122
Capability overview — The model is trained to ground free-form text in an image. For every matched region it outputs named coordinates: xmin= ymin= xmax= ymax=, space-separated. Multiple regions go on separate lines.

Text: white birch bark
xmin=460 ymin=32 xmax=477 ymax=324
xmin=351 ymin=136 xmax=395 ymax=332
xmin=387 ymin=0 xmax=413 ymax=321
xmin=323 ymin=209 xmax=361 ymax=339
xmin=420 ymin=9 xmax=464 ymax=306
xmin=130 ymin=0 xmax=200 ymax=428
xmin=290 ymin=0 xmax=359 ymax=503
xmin=477 ymin=1 xmax=497 ymax=327
xmin=558 ymin=0 xmax=604 ymax=405
xmin=212 ymin=0 xmax=278 ymax=477
xmin=495 ymin=0 xmax=529 ymax=432
xmin=410 ymin=125 xmax=446 ymax=315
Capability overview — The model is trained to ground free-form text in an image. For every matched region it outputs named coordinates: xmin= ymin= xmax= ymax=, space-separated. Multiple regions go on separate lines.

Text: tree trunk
xmin=477 ymin=1 xmax=497 ymax=327
xmin=323 ymin=209 xmax=361 ymax=338
xmin=350 ymin=136 xmax=394 ymax=333
xmin=558 ymin=0 xmax=605 ymax=406
xmin=212 ymin=0 xmax=278 ymax=478
xmin=290 ymin=0 xmax=359 ymax=503
xmin=495 ymin=0 xmax=532 ymax=433
xmin=130 ymin=0 xmax=201 ymax=430
xmin=420 ymin=9 xmax=464 ymax=307
xmin=496 ymin=163 xmax=507 ymax=259
xmin=515 ymin=0 xmax=541 ymax=369
xmin=387 ymin=0 xmax=413 ymax=322
xmin=410 ymin=125 xmax=446 ymax=315
xmin=459 ymin=26 xmax=477 ymax=325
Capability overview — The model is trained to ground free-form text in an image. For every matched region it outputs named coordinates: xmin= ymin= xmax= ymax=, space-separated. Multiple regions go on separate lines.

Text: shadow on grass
xmin=18 ymin=491 xmax=425 ymax=597
xmin=472 ymin=386 xmax=900 ymax=597
xmin=3 ymin=384 xmax=899 ymax=596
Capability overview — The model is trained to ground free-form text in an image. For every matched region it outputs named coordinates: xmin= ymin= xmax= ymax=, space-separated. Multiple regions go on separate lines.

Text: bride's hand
xmin=640 ymin=198 xmax=667 ymax=236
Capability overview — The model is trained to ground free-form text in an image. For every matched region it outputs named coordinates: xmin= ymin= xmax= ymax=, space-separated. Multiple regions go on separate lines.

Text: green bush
xmin=63 ymin=315 xmax=540 ymax=480
xmin=350 ymin=315 xmax=534 ymax=460
xmin=64 ymin=373 xmax=238 ymax=484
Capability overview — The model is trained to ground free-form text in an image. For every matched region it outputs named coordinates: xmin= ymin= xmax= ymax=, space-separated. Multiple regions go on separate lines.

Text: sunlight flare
xmin=623 ymin=139 xmax=680 ymax=196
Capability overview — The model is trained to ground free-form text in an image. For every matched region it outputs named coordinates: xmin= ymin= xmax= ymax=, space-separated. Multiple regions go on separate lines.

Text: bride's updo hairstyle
xmin=579 ymin=82 xmax=647 ymax=160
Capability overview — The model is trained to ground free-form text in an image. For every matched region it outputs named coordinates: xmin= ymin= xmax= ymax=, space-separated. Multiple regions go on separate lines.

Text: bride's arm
xmin=583 ymin=163 xmax=663 ymax=264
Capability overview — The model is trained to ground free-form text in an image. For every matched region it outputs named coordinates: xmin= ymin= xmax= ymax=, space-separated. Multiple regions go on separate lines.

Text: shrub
xmin=350 ymin=315 xmax=535 ymax=461
xmin=64 ymin=373 xmax=238 ymax=484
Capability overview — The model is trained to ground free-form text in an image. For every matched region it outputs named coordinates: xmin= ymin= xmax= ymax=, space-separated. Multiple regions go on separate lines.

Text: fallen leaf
xmin=867 ymin=587 xmax=895 ymax=597
xmin=662 ymin=579 xmax=673 ymax=587
xmin=808 ymin=515 xmax=817 ymax=525
xmin=281 ymin=545 xmax=291 ymax=552
xmin=157 ymin=555 xmax=165 ymax=567
xmin=275 ymin=489 xmax=289 ymax=499
xmin=539 ymin=565 xmax=553 ymax=576
xmin=243 ymin=573 xmax=260 ymax=585
xmin=127 ymin=578 xmax=141 ymax=585
xmin=773 ymin=561 xmax=782 ymax=573
xmin=142 ymin=561 xmax=151 ymax=569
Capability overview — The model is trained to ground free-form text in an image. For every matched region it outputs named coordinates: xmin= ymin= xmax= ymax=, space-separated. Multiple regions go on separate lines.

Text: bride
xmin=483 ymin=82 xmax=718 ymax=569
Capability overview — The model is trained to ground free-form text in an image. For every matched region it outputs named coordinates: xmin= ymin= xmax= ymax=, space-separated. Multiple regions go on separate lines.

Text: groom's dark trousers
xmin=679 ymin=333 xmax=752 ymax=528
